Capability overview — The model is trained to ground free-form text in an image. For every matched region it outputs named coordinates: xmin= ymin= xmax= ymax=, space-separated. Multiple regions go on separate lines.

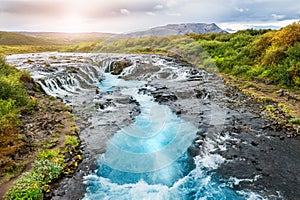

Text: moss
xmin=290 ymin=118 xmax=300 ymax=125
xmin=260 ymin=97 xmax=275 ymax=103
xmin=278 ymin=103 xmax=290 ymax=115
xmin=265 ymin=105 xmax=275 ymax=112
xmin=64 ymin=135 xmax=79 ymax=148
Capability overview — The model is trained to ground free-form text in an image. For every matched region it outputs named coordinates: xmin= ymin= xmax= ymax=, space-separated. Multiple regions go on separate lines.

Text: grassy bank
xmin=0 ymin=57 xmax=82 ymax=199
xmin=0 ymin=45 xmax=62 ymax=56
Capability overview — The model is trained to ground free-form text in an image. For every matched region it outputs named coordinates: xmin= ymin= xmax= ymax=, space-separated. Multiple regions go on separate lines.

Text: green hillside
xmin=20 ymin=32 xmax=114 ymax=45
xmin=0 ymin=31 xmax=53 ymax=46
xmin=190 ymin=22 xmax=300 ymax=88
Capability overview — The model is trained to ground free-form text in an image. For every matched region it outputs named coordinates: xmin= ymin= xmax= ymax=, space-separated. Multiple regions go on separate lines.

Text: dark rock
xmin=106 ymin=59 xmax=132 ymax=75
xmin=251 ymin=141 xmax=259 ymax=146
xmin=153 ymin=92 xmax=178 ymax=103
xmin=188 ymin=146 xmax=200 ymax=157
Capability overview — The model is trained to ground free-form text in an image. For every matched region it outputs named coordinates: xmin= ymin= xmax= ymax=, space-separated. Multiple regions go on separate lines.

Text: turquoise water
xmin=83 ymin=73 xmax=260 ymax=200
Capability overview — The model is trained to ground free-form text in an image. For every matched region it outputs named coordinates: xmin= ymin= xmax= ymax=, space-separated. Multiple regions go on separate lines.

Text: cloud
xmin=146 ymin=12 xmax=156 ymax=16
xmin=154 ymin=4 xmax=164 ymax=10
xmin=165 ymin=0 xmax=178 ymax=8
xmin=271 ymin=14 xmax=285 ymax=20
xmin=0 ymin=1 xmax=64 ymax=16
xmin=0 ymin=0 xmax=299 ymax=32
xmin=235 ymin=7 xmax=249 ymax=13
xmin=120 ymin=8 xmax=130 ymax=15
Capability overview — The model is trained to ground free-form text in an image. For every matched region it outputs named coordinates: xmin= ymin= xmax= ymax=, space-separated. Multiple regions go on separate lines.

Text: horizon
xmin=2 ymin=21 xmax=298 ymax=35
xmin=0 ymin=0 xmax=299 ymax=33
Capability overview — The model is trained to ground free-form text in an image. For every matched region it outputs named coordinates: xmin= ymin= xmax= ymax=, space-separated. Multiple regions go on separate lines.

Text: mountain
xmin=123 ymin=23 xmax=227 ymax=38
xmin=0 ymin=23 xmax=226 ymax=46
xmin=0 ymin=31 xmax=53 ymax=45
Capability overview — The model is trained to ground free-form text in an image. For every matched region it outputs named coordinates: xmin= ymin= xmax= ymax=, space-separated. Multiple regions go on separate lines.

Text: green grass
xmin=0 ymin=31 xmax=53 ymax=46
xmin=64 ymin=135 xmax=79 ymax=148
xmin=5 ymin=135 xmax=82 ymax=199
xmin=290 ymin=118 xmax=300 ymax=125
xmin=0 ymin=45 xmax=62 ymax=56
xmin=5 ymin=151 xmax=64 ymax=200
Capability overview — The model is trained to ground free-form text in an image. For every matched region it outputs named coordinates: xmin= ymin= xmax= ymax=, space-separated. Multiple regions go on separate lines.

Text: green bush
xmin=290 ymin=118 xmax=300 ymax=125
xmin=5 ymin=151 xmax=64 ymax=200
xmin=0 ymin=57 xmax=29 ymax=106
xmin=36 ymin=149 xmax=64 ymax=165
xmin=33 ymin=160 xmax=63 ymax=184
xmin=0 ymin=99 xmax=15 ymax=117
xmin=5 ymin=172 xmax=43 ymax=200
xmin=232 ymin=65 xmax=251 ymax=76
xmin=286 ymin=43 xmax=300 ymax=62
xmin=65 ymin=135 xmax=79 ymax=148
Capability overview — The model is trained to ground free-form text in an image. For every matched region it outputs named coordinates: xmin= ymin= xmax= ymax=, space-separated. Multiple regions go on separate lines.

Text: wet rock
xmin=187 ymin=75 xmax=203 ymax=81
xmin=188 ymin=146 xmax=200 ymax=157
xmin=194 ymin=139 xmax=204 ymax=146
xmin=106 ymin=59 xmax=133 ymax=75
xmin=153 ymin=92 xmax=178 ymax=103
xmin=251 ymin=141 xmax=259 ymax=146
xmin=189 ymin=68 xmax=199 ymax=75
xmin=115 ymin=97 xmax=132 ymax=104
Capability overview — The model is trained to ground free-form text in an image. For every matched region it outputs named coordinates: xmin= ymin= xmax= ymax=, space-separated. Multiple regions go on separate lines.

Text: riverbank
xmin=220 ymin=74 xmax=300 ymax=135
xmin=0 ymin=82 xmax=82 ymax=199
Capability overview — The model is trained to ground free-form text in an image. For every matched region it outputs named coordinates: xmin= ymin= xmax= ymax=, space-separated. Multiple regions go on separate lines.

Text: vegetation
xmin=4 ymin=118 xmax=81 ymax=200
xmin=19 ymin=32 xmax=114 ymax=45
xmin=0 ymin=31 xmax=54 ymax=46
xmin=5 ymin=126 xmax=81 ymax=200
xmin=0 ymin=57 xmax=81 ymax=199
xmin=0 ymin=45 xmax=61 ymax=56
xmin=5 ymin=150 xmax=63 ymax=200
xmin=190 ymin=22 xmax=300 ymax=88
xmin=0 ymin=56 xmax=34 ymax=178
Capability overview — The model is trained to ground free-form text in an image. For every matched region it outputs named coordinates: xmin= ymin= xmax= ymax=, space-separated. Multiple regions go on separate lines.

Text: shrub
xmin=0 ymin=99 xmax=15 ymax=117
xmin=290 ymin=118 xmax=300 ymax=125
xmin=65 ymin=135 xmax=79 ymax=148
xmin=5 ymin=151 xmax=64 ymax=200
xmin=232 ymin=65 xmax=251 ymax=76
xmin=33 ymin=160 xmax=63 ymax=185
xmin=5 ymin=172 xmax=43 ymax=200
xmin=36 ymin=149 xmax=64 ymax=165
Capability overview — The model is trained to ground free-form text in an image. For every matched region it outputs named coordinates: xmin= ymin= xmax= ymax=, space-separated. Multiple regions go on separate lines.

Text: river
xmin=7 ymin=52 xmax=300 ymax=200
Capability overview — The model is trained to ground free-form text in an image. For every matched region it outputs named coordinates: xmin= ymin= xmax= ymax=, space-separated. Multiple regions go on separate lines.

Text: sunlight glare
xmin=62 ymin=14 xmax=84 ymax=33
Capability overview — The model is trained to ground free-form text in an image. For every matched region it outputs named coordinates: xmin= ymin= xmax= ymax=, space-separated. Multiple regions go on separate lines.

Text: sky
xmin=0 ymin=0 xmax=299 ymax=33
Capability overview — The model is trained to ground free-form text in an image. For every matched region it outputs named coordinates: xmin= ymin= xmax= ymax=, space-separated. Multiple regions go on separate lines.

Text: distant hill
xmin=20 ymin=32 xmax=116 ymax=45
xmin=0 ymin=31 xmax=53 ymax=46
xmin=123 ymin=23 xmax=227 ymax=38
xmin=0 ymin=23 xmax=226 ymax=46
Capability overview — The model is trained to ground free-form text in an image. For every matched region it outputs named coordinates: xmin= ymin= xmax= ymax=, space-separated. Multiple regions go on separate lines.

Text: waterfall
xmin=5 ymin=53 xmax=268 ymax=200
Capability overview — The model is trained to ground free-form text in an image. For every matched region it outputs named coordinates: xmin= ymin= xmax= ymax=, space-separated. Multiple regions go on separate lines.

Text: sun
xmin=62 ymin=14 xmax=84 ymax=33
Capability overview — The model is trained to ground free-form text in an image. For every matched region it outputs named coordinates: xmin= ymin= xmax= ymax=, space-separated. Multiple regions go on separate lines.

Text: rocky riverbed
xmin=6 ymin=52 xmax=300 ymax=200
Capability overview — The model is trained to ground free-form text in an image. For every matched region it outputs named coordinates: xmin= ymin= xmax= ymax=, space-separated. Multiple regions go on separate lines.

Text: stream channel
xmin=7 ymin=52 xmax=300 ymax=200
